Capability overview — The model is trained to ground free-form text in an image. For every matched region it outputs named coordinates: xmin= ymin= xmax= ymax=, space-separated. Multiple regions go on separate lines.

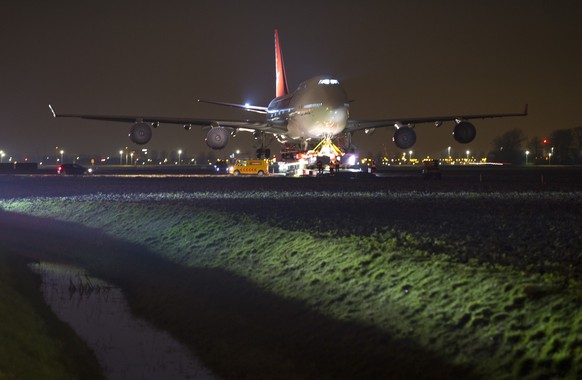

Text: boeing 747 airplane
xmin=50 ymin=29 xmax=527 ymax=158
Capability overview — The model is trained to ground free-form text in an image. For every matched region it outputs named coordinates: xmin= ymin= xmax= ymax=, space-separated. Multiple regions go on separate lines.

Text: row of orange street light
xmin=0 ymin=145 xmax=556 ymax=166
xmin=444 ymin=147 xmax=470 ymax=160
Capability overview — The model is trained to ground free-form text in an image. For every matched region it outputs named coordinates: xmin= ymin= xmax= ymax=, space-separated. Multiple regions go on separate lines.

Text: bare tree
xmin=573 ymin=127 xmax=582 ymax=163
xmin=490 ymin=128 xmax=526 ymax=164
xmin=549 ymin=129 xmax=574 ymax=164
xmin=527 ymin=136 xmax=543 ymax=161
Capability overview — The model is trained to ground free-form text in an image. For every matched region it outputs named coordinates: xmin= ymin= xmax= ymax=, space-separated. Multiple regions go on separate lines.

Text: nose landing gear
xmin=312 ymin=136 xmax=343 ymax=158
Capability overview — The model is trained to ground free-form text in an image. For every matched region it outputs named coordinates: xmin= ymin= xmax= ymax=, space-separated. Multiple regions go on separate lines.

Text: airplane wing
xmin=196 ymin=99 xmax=269 ymax=114
xmin=48 ymin=105 xmax=287 ymax=134
xmin=345 ymin=104 xmax=528 ymax=131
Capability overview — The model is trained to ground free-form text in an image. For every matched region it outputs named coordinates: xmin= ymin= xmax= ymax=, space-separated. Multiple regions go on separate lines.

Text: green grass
xmin=2 ymin=193 xmax=582 ymax=379
xmin=0 ymin=249 xmax=103 ymax=380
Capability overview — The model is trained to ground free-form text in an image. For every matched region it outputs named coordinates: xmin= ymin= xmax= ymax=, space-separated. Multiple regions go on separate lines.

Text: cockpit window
xmin=318 ymin=79 xmax=339 ymax=85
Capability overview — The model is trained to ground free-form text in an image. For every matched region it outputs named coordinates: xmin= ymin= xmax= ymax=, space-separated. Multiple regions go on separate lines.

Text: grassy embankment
xmin=0 ymin=250 xmax=103 ymax=380
xmin=2 ymin=191 xmax=582 ymax=379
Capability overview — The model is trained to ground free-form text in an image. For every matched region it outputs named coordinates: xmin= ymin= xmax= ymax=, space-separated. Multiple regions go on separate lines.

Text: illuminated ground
xmin=0 ymin=168 xmax=581 ymax=379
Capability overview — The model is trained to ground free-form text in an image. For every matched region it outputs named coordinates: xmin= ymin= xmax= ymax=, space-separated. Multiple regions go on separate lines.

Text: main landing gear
xmin=256 ymin=148 xmax=271 ymax=159
xmin=254 ymin=131 xmax=272 ymax=159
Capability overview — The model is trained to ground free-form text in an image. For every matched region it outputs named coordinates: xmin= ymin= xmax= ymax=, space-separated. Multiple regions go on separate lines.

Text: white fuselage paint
xmin=267 ymin=76 xmax=349 ymax=140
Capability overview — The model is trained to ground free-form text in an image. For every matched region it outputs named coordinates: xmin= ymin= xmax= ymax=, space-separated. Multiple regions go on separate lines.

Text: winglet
xmin=49 ymin=104 xmax=56 ymax=118
xmin=523 ymin=104 xmax=528 ymax=116
xmin=274 ymin=29 xmax=289 ymax=98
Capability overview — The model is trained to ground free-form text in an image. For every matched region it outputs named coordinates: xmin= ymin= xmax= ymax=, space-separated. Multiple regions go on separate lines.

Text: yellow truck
xmin=230 ymin=159 xmax=269 ymax=176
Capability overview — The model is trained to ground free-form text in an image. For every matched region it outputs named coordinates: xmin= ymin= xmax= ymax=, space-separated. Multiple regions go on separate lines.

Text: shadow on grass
xmin=0 ymin=210 xmax=480 ymax=380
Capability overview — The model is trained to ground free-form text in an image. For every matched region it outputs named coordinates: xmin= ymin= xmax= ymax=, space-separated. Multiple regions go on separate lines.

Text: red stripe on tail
xmin=274 ymin=29 xmax=289 ymax=98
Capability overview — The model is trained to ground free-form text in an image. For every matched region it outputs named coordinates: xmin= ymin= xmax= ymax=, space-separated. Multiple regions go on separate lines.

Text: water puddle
xmin=30 ymin=262 xmax=218 ymax=379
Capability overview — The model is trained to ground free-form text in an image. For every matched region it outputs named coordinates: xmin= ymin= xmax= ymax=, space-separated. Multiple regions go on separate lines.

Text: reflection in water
xmin=30 ymin=262 xmax=217 ymax=380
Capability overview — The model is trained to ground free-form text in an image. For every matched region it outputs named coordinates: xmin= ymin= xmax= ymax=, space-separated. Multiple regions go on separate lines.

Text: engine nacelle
xmin=453 ymin=121 xmax=477 ymax=144
xmin=129 ymin=122 xmax=152 ymax=145
xmin=206 ymin=127 xmax=229 ymax=150
xmin=393 ymin=127 xmax=416 ymax=149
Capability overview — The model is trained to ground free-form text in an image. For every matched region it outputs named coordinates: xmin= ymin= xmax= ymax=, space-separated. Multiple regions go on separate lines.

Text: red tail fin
xmin=274 ymin=29 xmax=289 ymax=98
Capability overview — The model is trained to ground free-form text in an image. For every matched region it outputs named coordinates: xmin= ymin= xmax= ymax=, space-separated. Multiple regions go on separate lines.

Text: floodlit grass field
xmin=0 ymin=172 xmax=581 ymax=379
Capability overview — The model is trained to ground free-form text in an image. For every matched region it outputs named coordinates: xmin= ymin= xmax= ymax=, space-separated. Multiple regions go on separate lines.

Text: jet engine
xmin=206 ymin=127 xmax=229 ymax=149
xmin=129 ymin=122 xmax=153 ymax=145
xmin=393 ymin=127 xmax=416 ymax=149
xmin=453 ymin=121 xmax=477 ymax=144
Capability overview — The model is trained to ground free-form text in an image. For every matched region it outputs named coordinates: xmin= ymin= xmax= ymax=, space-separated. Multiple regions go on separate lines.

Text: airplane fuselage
xmin=267 ymin=76 xmax=349 ymax=140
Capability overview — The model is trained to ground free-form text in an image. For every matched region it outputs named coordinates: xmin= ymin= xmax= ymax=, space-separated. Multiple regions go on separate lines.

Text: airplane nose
xmin=330 ymin=106 xmax=347 ymax=121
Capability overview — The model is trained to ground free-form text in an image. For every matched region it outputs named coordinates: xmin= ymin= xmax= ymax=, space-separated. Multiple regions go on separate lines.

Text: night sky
xmin=2 ymin=0 xmax=581 ymax=161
